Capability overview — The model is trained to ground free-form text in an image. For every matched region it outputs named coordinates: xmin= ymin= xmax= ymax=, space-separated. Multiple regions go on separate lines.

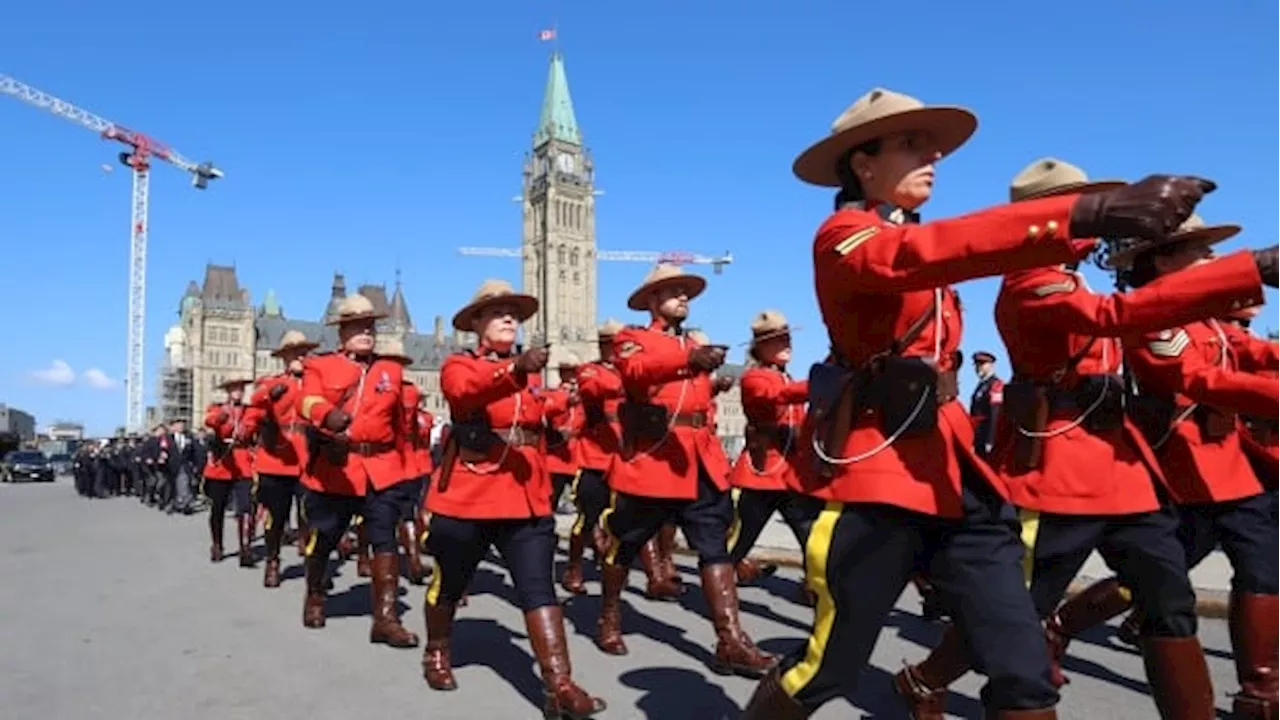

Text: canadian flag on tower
xmin=539 ymin=28 xmax=556 ymax=41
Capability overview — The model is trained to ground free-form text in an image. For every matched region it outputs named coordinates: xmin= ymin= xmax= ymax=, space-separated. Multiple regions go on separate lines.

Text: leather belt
xmin=491 ymin=426 xmax=542 ymax=447
xmin=284 ymin=422 xmax=309 ymax=434
xmin=936 ymin=370 xmax=959 ymax=404
xmin=671 ymin=412 xmax=710 ymax=429
xmin=349 ymin=441 xmax=396 ymax=456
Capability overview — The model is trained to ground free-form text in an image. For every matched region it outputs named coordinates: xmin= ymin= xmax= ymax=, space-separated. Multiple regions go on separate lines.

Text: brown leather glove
xmin=713 ymin=375 xmax=735 ymax=394
xmin=1253 ymin=245 xmax=1279 ymax=288
xmin=689 ymin=345 xmax=726 ymax=372
xmin=268 ymin=383 xmax=288 ymax=402
xmin=1069 ymin=175 xmax=1215 ymax=241
xmin=321 ymin=408 xmax=351 ymax=433
xmin=515 ymin=346 xmax=550 ymax=374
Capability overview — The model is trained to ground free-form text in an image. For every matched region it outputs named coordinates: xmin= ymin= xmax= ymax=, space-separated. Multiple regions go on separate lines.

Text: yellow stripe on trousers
xmin=569 ymin=470 xmax=588 ymax=536
xmin=725 ymin=488 xmax=744 ymax=554
xmin=1017 ymin=508 xmax=1040 ymax=589
xmin=599 ymin=490 xmax=622 ymax=566
xmin=780 ymin=501 xmax=843 ymax=697
xmin=426 ymin=553 xmax=445 ymax=606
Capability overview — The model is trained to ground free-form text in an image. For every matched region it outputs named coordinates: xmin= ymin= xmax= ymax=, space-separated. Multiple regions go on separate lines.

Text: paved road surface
xmin=0 ymin=479 xmax=1239 ymax=719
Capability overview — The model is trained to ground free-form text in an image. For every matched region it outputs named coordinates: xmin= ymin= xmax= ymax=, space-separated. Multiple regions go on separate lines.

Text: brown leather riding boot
xmin=209 ymin=514 xmax=224 ymax=562
xmin=741 ymin=667 xmax=814 ymax=719
xmin=398 ymin=521 xmax=427 ymax=585
xmin=595 ymin=563 xmax=629 ymax=655
xmin=369 ymin=552 xmax=420 ymax=648
xmin=296 ymin=518 xmax=309 ymax=557
xmin=302 ymin=552 xmax=328 ymax=628
xmin=237 ymin=514 xmax=256 ymax=568
xmin=657 ymin=524 xmax=685 ymax=591
xmin=355 ymin=524 xmax=372 ymax=577
xmin=560 ymin=532 xmax=588 ymax=595
xmin=702 ymin=563 xmax=776 ymax=677
xmin=1116 ymin=609 xmax=1142 ymax=647
xmin=1140 ymin=636 xmax=1216 ymax=720
xmin=262 ymin=514 xmax=283 ymax=588
xmin=639 ymin=539 xmax=682 ymax=600
xmin=893 ymin=623 xmax=973 ymax=720
xmin=1048 ymin=577 xmax=1135 ymax=686
xmin=591 ymin=526 xmax=610 ymax=566
xmin=735 ymin=557 xmax=778 ymax=585
xmin=1230 ymin=592 xmax=1279 ymax=719
xmin=526 ymin=605 xmax=607 ymax=719
xmin=422 ymin=602 xmax=458 ymax=691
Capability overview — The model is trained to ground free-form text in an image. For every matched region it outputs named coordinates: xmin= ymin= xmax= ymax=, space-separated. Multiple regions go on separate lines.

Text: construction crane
xmin=1 ymin=73 xmax=223 ymax=433
xmin=457 ymin=246 xmax=735 ymax=274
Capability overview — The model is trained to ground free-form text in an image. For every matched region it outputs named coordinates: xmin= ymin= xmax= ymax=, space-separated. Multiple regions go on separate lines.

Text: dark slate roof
xmin=389 ymin=283 xmax=413 ymax=330
xmin=357 ymin=284 xmax=391 ymax=317
xmin=253 ymin=315 xmax=471 ymax=371
xmin=201 ymin=265 xmax=250 ymax=310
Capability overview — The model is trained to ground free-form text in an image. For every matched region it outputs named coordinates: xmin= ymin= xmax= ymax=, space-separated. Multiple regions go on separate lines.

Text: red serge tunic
xmin=577 ymin=361 xmax=624 ymax=472
xmin=426 ymin=348 xmax=552 ymax=520
xmin=1128 ymin=318 xmax=1280 ymax=505
xmin=798 ymin=196 xmax=1094 ymax=518
xmin=242 ymin=373 xmax=307 ymax=477
xmin=203 ymin=403 xmax=253 ymax=481
xmin=297 ymin=353 xmax=408 ymax=496
xmin=606 ymin=321 xmax=732 ymax=500
xmin=543 ymin=386 xmax=582 ymax=477
xmin=729 ymin=366 xmax=808 ymax=492
xmin=991 ymin=253 xmax=1265 ymax=515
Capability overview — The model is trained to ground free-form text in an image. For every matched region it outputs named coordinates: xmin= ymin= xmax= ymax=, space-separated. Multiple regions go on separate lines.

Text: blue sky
xmin=3 ymin=1 xmax=1276 ymax=436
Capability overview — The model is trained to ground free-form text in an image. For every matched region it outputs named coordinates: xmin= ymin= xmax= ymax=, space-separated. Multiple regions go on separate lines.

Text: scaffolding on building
xmin=159 ymin=365 xmax=194 ymax=427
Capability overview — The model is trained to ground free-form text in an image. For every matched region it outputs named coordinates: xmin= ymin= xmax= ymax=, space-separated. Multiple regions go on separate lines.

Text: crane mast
xmin=1 ymin=73 xmax=223 ymax=433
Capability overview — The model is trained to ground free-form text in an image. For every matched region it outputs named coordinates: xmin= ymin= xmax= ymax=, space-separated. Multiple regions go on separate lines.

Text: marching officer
xmin=594 ymin=263 xmax=775 ymax=677
xmin=1057 ymin=215 xmax=1280 ymax=719
xmin=893 ymin=158 xmax=1274 ymax=719
xmin=561 ymin=320 xmax=625 ymax=595
xmin=726 ymin=310 xmax=818 ymax=587
xmin=421 ymin=279 xmax=605 ymax=718
xmin=242 ymin=330 xmax=319 ymax=588
xmin=970 ymin=351 xmax=1004 ymax=458
xmin=544 ymin=354 xmax=583 ymax=513
xmin=203 ymin=377 xmax=256 ymax=566
xmin=296 ymin=294 xmax=419 ymax=649
xmin=1222 ymin=306 xmax=1279 ymax=482
xmin=741 ymin=87 xmax=1214 ymax=719
xmin=397 ymin=369 xmax=432 ymax=586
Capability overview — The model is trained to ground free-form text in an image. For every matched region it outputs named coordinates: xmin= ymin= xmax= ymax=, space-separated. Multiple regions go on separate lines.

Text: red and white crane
xmin=1 ymin=73 xmax=223 ymax=433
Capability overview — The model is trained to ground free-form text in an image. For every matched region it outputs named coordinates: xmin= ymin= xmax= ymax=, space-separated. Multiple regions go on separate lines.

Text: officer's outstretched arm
xmin=1128 ymin=331 xmax=1279 ymax=419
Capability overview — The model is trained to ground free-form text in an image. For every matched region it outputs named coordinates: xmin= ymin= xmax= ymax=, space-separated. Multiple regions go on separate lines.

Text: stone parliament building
xmin=154 ymin=52 xmax=745 ymax=458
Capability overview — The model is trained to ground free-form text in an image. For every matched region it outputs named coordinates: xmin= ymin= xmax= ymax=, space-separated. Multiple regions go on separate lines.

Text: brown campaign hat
xmin=1105 ymin=214 xmax=1242 ymax=269
xmin=748 ymin=309 xmax=797 ymax=346
xmin=627 ymin=263 xmax=707 ymax=311
xmin=326 ymin=294 xmax=387 ymax=326
xmin=596 ymin=318 xmax=624 ymax=339
xmin=271 ymin=329 xmax=320 ymax=357
xmin=451 ymin=279 xmax=539 ymax=331
xmin=218 ymin=377 xmax=252 ymax=391
xmin=375 ymin=337 xmax=413 ymax=365
xmin=793 ymin=88 xmax=977 ymax=187
xmin=558 ymin=352 xmax=582 ymax=370
xmin=1009 ymin=158 xmax=1126 ymax=202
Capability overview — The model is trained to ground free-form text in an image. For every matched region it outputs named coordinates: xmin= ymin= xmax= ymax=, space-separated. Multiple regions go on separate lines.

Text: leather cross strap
xmin=491 ymin=427 xmax=542 ymax=447
xmin=671 ymin=412 xmax=709 ymax=429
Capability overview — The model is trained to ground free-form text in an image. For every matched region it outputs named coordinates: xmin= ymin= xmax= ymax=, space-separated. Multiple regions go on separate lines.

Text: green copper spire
xmin=534 ymin=52 xmax=581 ymax=147
xmin=261 ymin=288 xmax=281 ymax=317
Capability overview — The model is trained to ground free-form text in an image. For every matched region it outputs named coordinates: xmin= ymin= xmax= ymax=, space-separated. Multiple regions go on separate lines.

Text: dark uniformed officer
xmin=595 ymin=263 xmax=775 ymax=677
xmin=970 ymin=351 xmax=1004 ymax=458
xmin=741 ymin=87 xmax=1214 ymax=719
xmin=422 ymin=279 xmax=605 ymax=719
xmin=242 ymin=330 xmax=318 ymax=588
xmin=297 ymin=294 xmax=419 ymax=649
xmin=894 ymin=158 xmax=1272 ymax=719
xmin=203 ymin=377 xmax=255 ymax=566
xmin=1057 ymin=217 xmax=1279 ymax=720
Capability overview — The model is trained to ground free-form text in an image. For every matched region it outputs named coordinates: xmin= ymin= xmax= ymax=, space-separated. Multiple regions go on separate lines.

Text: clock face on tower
xmin=555 ymin=153 xmax=575 ymax=175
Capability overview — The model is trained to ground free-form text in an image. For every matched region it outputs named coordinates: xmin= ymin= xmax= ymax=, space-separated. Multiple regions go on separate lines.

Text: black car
xmin=2 ymin=450 xmax=55 ymax=483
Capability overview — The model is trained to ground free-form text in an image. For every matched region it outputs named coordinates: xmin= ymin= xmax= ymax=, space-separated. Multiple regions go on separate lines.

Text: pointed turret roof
xmin=534 ymin=52 xmax=581 ymax=147
xmin=260 ymin=289 xmax=282 ymax=318
xmin=389 ymin=271 xmax=413 ymax=331
xmin=323 ymin=272 xmax=346 ymax=323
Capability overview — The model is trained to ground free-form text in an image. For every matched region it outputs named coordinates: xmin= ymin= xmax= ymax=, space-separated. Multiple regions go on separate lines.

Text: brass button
xmin=1027 ymin=224 xmax=1041 ymax=240
xmin=1045 ymin=220 xmax=1059 ymax=236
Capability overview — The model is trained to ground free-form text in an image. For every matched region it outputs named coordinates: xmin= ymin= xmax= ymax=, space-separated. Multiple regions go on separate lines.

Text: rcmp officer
xmin=1059 ymin=216 xmax=1280 ymax=719
xmin=561 ymin=320 xmax=625 ymax=595
xmin=393 ymin=358 xmax=432 ymax=586
xmin=203 ymin=377 xmax=256 ymax=566
xmin=594 ymin=263 xmax=775 ymax=677
xmin=544 ymin=353 xmax=584 ymax=512
xmin=242 ymin=330 xmax=319 ymax=588
xmin=741 ymin=88 xmax=1215 ymax=719
xmin=970 ymin=351 xmax=1004 ymax=458
xmin=1223 ymin=307 xmax=1280 ymax=482
xmin=421 ymin=280 xmax=605 ymax=719
xmin=726 ymin=310 xmax=819 ymax=586
xmin=894 ymin=158 xmax=1274 ymax=719
xmin=296 ymin=294 xmax=419 ymax=649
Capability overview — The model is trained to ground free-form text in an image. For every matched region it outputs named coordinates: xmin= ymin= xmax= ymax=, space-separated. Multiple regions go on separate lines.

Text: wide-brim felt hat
xmin=558 ymin=351 xmax=582 ymax=370
xmin=452 ymin=279 xmax=539 ymax=331
xmin=1009 ymin=157 xmax=1126 ymax=202
xmin=271 ymin=329 xmax=320 ymax=357
xmin=627 ymin=263 xmax=707 ymax=311
xmin=793 ymin=88 xmax=978 ymax=188
xmin=375 ymin=337 xmax=413 ymax=365
xmin=596 ymin=318 xmax=625 ymax=339
xmin=747 ymin=309 xmax=798 ymax=346
xmin=326 ymin=294 xmax=388 ymax=326
xmin=219 ymin=377 xmax=253 ymax=390
xmin=1105 ymin=214 xmax=1242 ymax=269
